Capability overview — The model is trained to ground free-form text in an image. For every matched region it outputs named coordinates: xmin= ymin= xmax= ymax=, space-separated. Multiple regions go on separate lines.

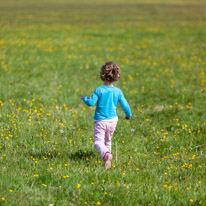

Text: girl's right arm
xmin=82 ymin=90 xmax=99 ymax=106
xmin=81 ymin=95 xmax=87 ymax=100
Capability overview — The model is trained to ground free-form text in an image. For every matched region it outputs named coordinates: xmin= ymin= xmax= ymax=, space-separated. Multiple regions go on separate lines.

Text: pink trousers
xmin=93 ymin=121 xmax=117 ymax=160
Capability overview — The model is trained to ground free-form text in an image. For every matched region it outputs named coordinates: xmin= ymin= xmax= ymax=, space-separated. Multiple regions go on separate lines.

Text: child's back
xmin=83 ymin=85 xmax=131 ymax=121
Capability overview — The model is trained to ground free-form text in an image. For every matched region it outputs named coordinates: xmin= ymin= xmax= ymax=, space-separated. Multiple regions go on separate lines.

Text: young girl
xmin=81 ymin=62 xmax=132 ymax=170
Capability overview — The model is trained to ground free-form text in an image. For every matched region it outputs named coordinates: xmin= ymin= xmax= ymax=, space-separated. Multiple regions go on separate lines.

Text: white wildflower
xmin=131 ymin=129 xmax=135 ymax=133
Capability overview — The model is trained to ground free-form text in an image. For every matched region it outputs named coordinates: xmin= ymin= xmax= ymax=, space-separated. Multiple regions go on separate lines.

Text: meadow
xmin=0 ymin=0 xmax=206 ymax=205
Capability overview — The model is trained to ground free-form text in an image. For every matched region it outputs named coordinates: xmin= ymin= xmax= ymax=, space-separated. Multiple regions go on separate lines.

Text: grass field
xmin=0 ymin=0 xmax=206 ymax=205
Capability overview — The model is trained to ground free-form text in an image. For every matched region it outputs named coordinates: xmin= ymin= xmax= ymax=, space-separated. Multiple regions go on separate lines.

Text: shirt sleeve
xmin=83 ymin=89 xmax=99 ymax=106
xmin=119 ymin=90 xmax=132 ymax=118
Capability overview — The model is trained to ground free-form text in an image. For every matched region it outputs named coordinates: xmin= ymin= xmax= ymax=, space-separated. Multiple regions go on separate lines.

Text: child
xmin=81 ymin=62 xmax=132 ymax=170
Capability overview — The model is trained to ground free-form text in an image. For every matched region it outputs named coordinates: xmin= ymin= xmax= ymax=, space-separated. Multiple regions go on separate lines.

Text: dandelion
xmin=42 ymin=184 xmax=47 ymax=187
xmin=97 ymin=202 xmax=101 ymax=205
xmin=1 ymin=197 xmax=5 ymax=201
xmin=33 ymin=174 xmax=39 ymax=177
xmin=9 ymin=189 xmax=13 ymax=193
xmin=105 ymin=192 xmax=108 ymax=195
xmin=117 ymin=183 xmax=120 ymax=187
xmin=126 ymin=186 xmax=129 ymax=189
xmin=77 ymin=184 xmax=81 ymax=189
xmin=190 ymin=199 xmax=194 ymax=203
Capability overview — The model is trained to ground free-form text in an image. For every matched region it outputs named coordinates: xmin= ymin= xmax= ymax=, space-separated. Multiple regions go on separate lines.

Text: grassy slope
xmin=0 ymin=0 xmax=205 ymax=205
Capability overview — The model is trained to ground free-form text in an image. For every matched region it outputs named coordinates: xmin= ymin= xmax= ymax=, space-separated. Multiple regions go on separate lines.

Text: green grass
xmin=0 ymin=0 xmax=206 ymax=205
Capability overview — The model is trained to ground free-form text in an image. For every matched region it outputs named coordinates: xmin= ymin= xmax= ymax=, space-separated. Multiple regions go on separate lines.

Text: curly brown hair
xmin=100 ymin=62 xmax=121 ymax=83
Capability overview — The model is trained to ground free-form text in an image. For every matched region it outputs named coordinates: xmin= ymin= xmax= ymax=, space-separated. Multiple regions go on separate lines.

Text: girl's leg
xmin=94 ymin=121 xmax=110 ymax=160
xmin=105 ymin=121 xmax=117 ymax=153
xmin=104 ymin=121 xmax=117 ymax=170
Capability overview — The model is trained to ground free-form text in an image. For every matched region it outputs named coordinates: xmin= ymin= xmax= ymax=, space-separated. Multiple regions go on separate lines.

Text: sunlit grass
xmin=0 ymin=0 xmax=205 ymax=205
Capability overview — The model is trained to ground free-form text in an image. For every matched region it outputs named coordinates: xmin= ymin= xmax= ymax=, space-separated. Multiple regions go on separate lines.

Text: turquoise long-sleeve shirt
xmin=83 ymin=85 xmax=132 ymax=121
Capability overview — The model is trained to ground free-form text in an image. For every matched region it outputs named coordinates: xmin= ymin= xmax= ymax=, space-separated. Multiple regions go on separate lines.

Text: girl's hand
xmin=81 ymin=95 xmax=87 ymax=100
xmin=125 ymin=116 xmax=131 ymax=120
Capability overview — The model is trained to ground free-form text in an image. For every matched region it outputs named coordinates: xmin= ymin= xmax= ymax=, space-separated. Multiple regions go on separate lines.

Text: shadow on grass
xmin=68 ymin=150 xmax=95 ymax=161
xmin=29 ymin=149 xmax=95 ymax=162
